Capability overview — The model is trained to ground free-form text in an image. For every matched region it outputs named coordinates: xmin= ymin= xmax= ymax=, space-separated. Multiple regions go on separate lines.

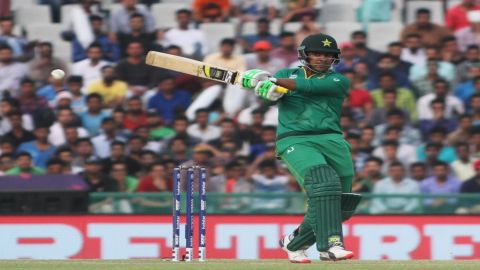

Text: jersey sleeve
xmin=274 ymin=68 xmax=291 ymax=79
xmin=294 ymin=73 xmax=349 ymax=97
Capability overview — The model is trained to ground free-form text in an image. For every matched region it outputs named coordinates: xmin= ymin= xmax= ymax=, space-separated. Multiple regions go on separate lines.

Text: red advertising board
xmin=0 ymin=215 xmax=479 ymax=260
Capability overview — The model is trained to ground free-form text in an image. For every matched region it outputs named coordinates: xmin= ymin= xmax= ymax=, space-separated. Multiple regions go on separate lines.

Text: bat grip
xmin=276 ymin=86 xmax=289 ymax=94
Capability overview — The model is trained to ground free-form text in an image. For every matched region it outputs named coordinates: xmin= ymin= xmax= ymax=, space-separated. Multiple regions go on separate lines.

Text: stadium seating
xmin=320 ymin=3 xmax=357 ymax=23
xmin=240 ymin=19 xmax=282 ymax=36
xmin=199 ymin=22 xmax=236 ymax=54
xmin=367 ymin=21 xmax=404 ymax=52
xmin=151 ymin=3 xmax=190 ymax=29
xmin=15 ymin=5 xmax=51 ymax=26
xmin=325 ymin=22 xmax=362 ymax=44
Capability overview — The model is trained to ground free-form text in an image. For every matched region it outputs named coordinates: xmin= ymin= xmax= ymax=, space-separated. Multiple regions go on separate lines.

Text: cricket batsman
xmin=240 ymin=33 xmax=362 ymax=263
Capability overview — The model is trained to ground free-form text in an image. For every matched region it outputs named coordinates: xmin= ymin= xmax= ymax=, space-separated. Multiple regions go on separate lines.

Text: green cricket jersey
xmin=274 ymin=67 xmax=350 ymax=140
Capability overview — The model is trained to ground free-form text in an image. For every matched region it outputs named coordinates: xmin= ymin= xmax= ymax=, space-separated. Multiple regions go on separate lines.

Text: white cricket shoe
xmin=319 ymin=245 xmax=354 ymax=261
xmin=279 ymin=234 xmax=311 ymax=263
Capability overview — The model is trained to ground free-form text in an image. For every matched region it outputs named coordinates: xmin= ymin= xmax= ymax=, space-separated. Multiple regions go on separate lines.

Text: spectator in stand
xmin=48 ymin=107 xmax=88 ymax=147
xmin=102 ymin=141 xmax=140 ymax=176
xmin=370 ymin=73 xmax=417 ymax=121
xmin=460 ymin=159 xmax=480 ymax=192
xmin=136 ymin=162 xmax=169 ymax=192
xmin=63 ymin=15 xmax=120 ymax=63
xmin=0 ymin=153 xmax=14 ymax=174
xmin=0 ymin=16 xmax=27 ymax=60
xmin=92 ymin=118 xmax=125 ymax=159
xmin=346 ymin=132 xmax=369 ymax=173
xmin=82 ymin=155 xmax=118 ymax=192
xmin=455 ymin=11 xmax=480 ymax=52
xmin=72 ymin=43 xmax=110 ymax=87
xmin=412 ymin=60 xmax=444 ymax=97
xmin=440 ymin=36 xmax=464 ymax=65
xmin=373 ymin=139 xmax=416 ymax=174
xmin=2 ymin=111 xmax=34 ymax=147
xmin=87 ymin=65 xmax=127 ymax=109
xmin=359 ymin=126 xmax=375 ymax=154
xmin=420 ymin=161 xmax=461 ymax=212
xmin=446 ymin=0 xmax=480 ymax=32
xmin=36 ymin=74 xmax=67 ymax=106
xmin=123 ymin=96 xmax=147 ymax=131
xmin=0 ymin=137 xmax=16 ymax=156
xmin=0 ymin=44 xmax=28 ymax=96
xmin=456 ymin=45 xmax=480 ymax=85
xmin=353 ymin=156 xmax=385 ymax=193
xmin=46 ymin=158 xmax=66 ymax=174
xmin=367 ymin=90 xmax=410 ymax=127
xmin=27 ymin=42 xmax=68 ymax=86
xmin=282 ymin=0 xmax=316 ymax=23
xmin=110 ymin=161 xmax=138 ymax=192
xmin=0 ymin=98 xmax=33 ymax=135
xmin=145 ymin=111 xmax=175 ymax=141
xmin=410 ymin=162 xmax=428 ymax=181
xmin=162 ymin=136 xmax=190 ymax=164
xmin=271 ymin=32 xmax=298 ymax=67
xmin=457 ymin=75 xmax=480 ymax=109
xmin=192 ymin=0 xmax=231 ymax=23
xmin=233 ymin=0 xmax=278 ymax=22
xmin=115 ymin=41 xmax=155 ymax=94
xmin=204 ymin=38 xmax=247 ymax=71
xmin=147 ymin=76 xmax=191 ymax=125
xmin=469 ymin=94 xmax=480 ymax=125
xmin=387 ymin=42 xmax=413 ymax=75
xmin=16 ymin=124 xmax=55 ymax=169
xmin=400 ymin=34 xmax=426 ymax=66
xmin=110 ymin=0 xmax=155 ymax=37
xmin=187 ymin=108 xmax=221 ymax=143
xmin=336 ymin=42 xmax=359 ymax=73
xmin=350 ymin=30 xmax=380 ymax=70
xmin=5 ymin=152 xmax=44 ymax=175
xmin=370 ymin=162 xmax=420 ymax=214
xmin=71 ymin=138 xmax=95 ymax=169
xmin=162 ymin=9 xmax=207 ymax=58
xmin=401 ymin=8 xmax=452 ymax=47
xmin=343 ymin=70 xmax=372 ymax=118
xmin=62 ymin=125 xmax=80 ymax=150
xmin=245 ymin=40 xmax=286 ymax=74
xmin=171 ymin=116 xmax=199 ymax=146
xmin=293 ymin=13 xmax=321 ymax=49
xmin=239 ymin=17 xmax=279 ymax=53
xmin=17 ymin=78 xmax=48 ymax=115
xmin=117 ymin=13 xmax=156 ymax=58
xmin=409 ymin=46 xmax=456 ymax=83
xmin=451 ymin=142 xmax=476 ymax=182
xmin=372 ymin=109 xmax=421 ymax=147
xmin=209 ymin=159 xmax=251 ymax=193
xmin=417 ymin=127 xmax=458 ymax=164
xmin=249 ymin=126 xmax=276 ymax=159
xmin=368 ymin=54 xmax=412 ymax=90
xmin=446 ymin=114 xmax=473 ymax=146
xmin=79 ymin=93 xmax=110 ymax=136
xmin=66 ymin=76 xmax=86 ymax=114
xmin=55 ymin=146 xmax=83 ymax=174
xmin=417 ymin=79 xmax=464 ymax=120
xmin=418 ymin=99 xmax=458 ymax=140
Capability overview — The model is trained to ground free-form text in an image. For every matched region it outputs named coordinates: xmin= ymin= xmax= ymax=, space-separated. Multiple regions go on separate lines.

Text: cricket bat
xmin=145 ymin=51 xmax=289 ymax=93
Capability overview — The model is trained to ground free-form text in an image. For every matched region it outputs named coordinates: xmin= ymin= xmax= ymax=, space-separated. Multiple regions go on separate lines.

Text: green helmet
xmin=298 ymin=34 xmax=340 ymax=70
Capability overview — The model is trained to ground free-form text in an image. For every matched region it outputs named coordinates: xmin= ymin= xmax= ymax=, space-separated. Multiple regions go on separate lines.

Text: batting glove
xmin=239 ymin=69 xmax=271 ymax=90
xmin=254 ymin=80 xmax=284 ymax=101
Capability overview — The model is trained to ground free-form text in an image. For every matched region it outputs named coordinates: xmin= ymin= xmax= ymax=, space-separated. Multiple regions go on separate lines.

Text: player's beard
xmin=306 ymin=58 xmax=336 ymax=73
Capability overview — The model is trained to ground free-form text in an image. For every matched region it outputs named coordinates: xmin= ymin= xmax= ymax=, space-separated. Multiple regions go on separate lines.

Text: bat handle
xmin=276 ymin=86 xmax=289 ymax=94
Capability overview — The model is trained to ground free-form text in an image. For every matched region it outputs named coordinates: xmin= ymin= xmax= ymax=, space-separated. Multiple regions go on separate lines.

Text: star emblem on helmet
xmin=322 ymin=38 xmax=332 ymax=47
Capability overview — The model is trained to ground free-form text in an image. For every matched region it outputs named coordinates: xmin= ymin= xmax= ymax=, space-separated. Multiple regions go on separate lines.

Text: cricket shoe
xmin=279 ymin=234 xmax=311 ymax=263
xmin=319 ymin=245 xmax=354 ymax=261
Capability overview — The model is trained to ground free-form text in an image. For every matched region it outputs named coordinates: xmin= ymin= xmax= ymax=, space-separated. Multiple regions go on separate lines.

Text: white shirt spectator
xmin=370 ymin=177 xmax=420 ymax=214
xmin=401 ymin=48 xmax=426 ymax=65
xmin=373 ymin=144 xmax=418 ymax=173
xmin=187 ymin=123 xmax=222 ymax=143
xmin=451 ymin=158 xmax=477 ymax=182
xmin=0 ymin=62 xmax=28 ymax=96
xmin=163 ymin=28 xmax=208 ymax=56
xmin=417 ymin=93 xmax=465 ymax=120
xmin=48 ymin=122 xmax=89 ymax=146
xmin=0 ymin=114 xmax=33 ymax=135
xmin=72 ymin=59 xmax=110 ymax=87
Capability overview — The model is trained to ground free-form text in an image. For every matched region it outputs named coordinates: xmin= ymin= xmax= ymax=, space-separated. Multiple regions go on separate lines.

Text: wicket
xmin=172 ymin=166 xmax=207 ymax=262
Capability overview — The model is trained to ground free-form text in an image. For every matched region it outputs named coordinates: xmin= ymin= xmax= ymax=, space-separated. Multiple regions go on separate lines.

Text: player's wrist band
xmin=269 ymin=77 xmax=278 ymax=83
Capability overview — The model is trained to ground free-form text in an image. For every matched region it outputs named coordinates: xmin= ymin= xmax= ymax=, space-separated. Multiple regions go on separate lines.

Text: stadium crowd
xmin=1 ymin=0 xmax=480 ymax=214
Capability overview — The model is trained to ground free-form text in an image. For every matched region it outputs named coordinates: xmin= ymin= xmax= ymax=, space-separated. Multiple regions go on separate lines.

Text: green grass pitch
xmin=1 ymin=260 xmax=480 ymax=270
